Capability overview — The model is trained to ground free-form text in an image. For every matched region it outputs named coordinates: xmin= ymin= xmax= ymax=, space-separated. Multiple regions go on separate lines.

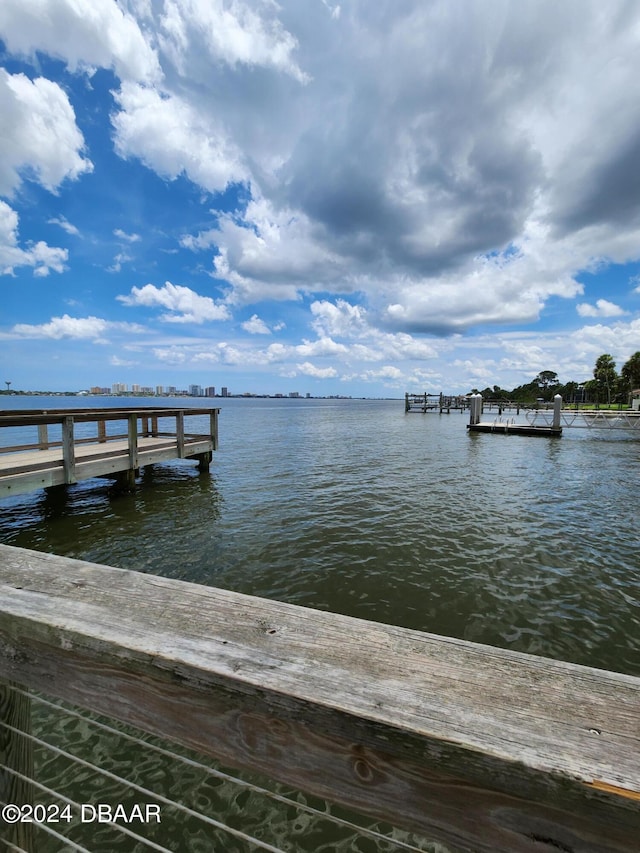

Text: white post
xmin=553 ymin=394 xmax=562 ymax=430
xmin=469 ymin=394 xmax=483 ymax=426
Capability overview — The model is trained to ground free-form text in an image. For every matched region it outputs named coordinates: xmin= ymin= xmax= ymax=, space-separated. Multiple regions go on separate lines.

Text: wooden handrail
xmin=0 ymin=545 xmax=638 ymax=852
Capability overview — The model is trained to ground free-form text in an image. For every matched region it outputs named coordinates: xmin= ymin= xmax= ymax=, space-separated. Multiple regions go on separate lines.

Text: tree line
xmin=471 ymin=351 xmax=640 ymax=405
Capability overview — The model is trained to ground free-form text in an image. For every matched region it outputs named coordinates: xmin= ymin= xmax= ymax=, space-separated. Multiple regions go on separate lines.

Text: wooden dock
xmin=1 ymin=544 xmax=639 ymax=852
xmin=405 ymin=392 xmax=468 ymax=413
xmin=0 ymin=407 xmax=219 ymax=498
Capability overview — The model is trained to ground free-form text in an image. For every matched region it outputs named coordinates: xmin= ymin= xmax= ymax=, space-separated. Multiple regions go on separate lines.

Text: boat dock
xmin=0 ymin=406 xmax=219 ymax=498
xmin=405 ymin=392 xmax=469 ymax=413
xmin=467 ymin=393 xmax=563 ymax=437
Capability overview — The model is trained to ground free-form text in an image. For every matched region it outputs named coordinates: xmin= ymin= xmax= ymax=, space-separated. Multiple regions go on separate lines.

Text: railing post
xmin=37 ymin=423 xmax=49 ymax=450
xmin=98 ymin=419 xmax=107 ymax=443
xmin=128 ymin=414 xmax=138 ymax=471
xmin=176 ymin=411 xmax=185 ymax=458
xmin=210 ymin=411 xmax=218 ymax=451
xmin=151 ymin=416 xmax=158 ymax=437
xmin=0 ymin=680 xmax=34 ymax=851
xmin=62 ymin=416 xmax=76 ymax=484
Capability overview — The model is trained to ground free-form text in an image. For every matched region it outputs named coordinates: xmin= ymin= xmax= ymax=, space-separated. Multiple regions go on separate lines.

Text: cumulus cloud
xmin=155 ymin=0 xmax=308 ymax=83
xmin=576 ymin=299 xmax=626 ymax=318
xmin=164 ymin=1 xmax=640 ymax=333
xmin=112 ymin=83 xmax=247 ymax=194
xmin=0 ymin=0 xmax=161 ymax=83
xmin=241 ymin=314 xmax=271 ymax=334
xmin=117 ymin=281 xmax=230 ymax=323
xmin=11 ymin=315 xmax=141 ymax=341
xmin=295 ymin=361 xmax=337 ymax=379
xmin=0 ymin=70 xmax=92 ymax=196
xmin=0 ymin=201 xmax=68 ymax=276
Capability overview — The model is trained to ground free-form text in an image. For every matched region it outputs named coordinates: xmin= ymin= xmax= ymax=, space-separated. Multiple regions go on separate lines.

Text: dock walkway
xmin=0 ymin=406 xmax=219 ymax=498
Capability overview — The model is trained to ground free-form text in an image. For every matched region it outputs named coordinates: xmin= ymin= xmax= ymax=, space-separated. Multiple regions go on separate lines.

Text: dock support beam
xmin=196 ymin=451 xmax=213 ymax=472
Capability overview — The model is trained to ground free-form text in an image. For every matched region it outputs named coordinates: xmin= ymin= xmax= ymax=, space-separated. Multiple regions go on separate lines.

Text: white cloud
xmin=295 ymin=361 xmax=338 ymax=379
xmin=0 ymin=70 xmax=92 ymax=196
xmin=110 ymin=355 xmax=138 ymax=367
xmin=11 ymin=314 xmax=141 ymax=341
xmin=117 ymin=281 xmax=230 ymax=323
xmin=576 ymin=299 xmax=626 ymax=318
xmin=48 ymin=216 xmax=80 ymax=236
xmin=0 ymin=201 xmax=68 ymax=276
xmin=114 ymin=228 xmax=141 ymax=243
xmin=0 ymin=0 xmax=161 ymax=84
xmin=155 ymin=0 xmax=309 ymax=82
xmin=112 ymin=83 xmax=247 ymax=194
xmin=241 ymin=314 xmax=271 ymax=334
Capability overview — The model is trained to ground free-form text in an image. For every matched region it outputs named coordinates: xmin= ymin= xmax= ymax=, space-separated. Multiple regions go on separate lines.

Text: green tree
xmin=621 ymin=351 xmax=640 ymax=399
xmin=534 ymin=370 xmax=560 ymax=400
xmin=593 ymin=354 xmax=617 ymax=406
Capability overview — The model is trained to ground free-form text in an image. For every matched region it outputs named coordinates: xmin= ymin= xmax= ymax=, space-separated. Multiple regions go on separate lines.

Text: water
xmin=1 ymin=396 xmax=639 ymax=851
xmin=2 ymin=396 xmax=638 ymax=675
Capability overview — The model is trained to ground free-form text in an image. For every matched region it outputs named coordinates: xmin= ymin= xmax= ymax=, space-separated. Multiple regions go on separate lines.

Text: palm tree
xmin=593 ymin=355 xmax=616 ymax=406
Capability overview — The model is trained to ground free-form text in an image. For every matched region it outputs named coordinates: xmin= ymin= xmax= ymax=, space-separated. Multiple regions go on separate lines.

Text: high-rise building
xmin=188 ymin=384 xmax=202 ymax=397
xmin=205 ymin=386 xmax=216 ymax=397
xmin=156 ymin=385 xmax=164 ymax=396
xmin=221 ymin=387 xmax=229 ymax=397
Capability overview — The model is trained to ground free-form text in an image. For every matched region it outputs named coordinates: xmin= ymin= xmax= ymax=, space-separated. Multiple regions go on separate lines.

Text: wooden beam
xmin=0 ymin=545 xmax=638 ymax=853
xmin=61 ymin=416 xmax=76 ymax=485
xmin=0 ymin=682 xmax=34 ymax=851
xmin=176 ymin=411 xmax=185 ymax=458
xmin=127 ymin=413 xmax=138 ymax=471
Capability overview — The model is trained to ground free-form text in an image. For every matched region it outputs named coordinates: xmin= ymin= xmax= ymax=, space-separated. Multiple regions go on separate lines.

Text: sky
xmin=1 ymin=0 xmax=640 ymax=397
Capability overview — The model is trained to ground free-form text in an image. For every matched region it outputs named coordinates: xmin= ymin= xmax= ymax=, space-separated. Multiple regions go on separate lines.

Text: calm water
xmin=1 ymin=396 xmax=639 ymax=851
xmin=2 ymin=395 xmax=639 ymax=675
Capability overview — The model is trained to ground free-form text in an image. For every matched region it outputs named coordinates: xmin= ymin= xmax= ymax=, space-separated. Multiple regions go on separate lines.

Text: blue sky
xmin=1 ymin=0 xmax=640 ymax=397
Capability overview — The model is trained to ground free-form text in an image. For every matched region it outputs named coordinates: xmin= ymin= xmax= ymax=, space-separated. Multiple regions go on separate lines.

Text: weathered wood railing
xmin=0 ymin=544 xmax=638 ymax=852
xmin=0 ymin=407 xmax=219 ymax=496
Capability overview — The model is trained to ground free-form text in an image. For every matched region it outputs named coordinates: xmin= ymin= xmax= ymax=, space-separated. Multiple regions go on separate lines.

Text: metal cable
xmin=19 ymin=688 xmax=429 ymax=852
xmin=1 ymin=721 xmax=287 ymax=853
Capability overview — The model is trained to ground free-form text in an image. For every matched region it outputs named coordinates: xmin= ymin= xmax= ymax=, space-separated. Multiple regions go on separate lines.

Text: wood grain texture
xmin=0 ymin=544 xmax=638 ymax=852
xmin=0 ymin=682 xmax=33 ymax=850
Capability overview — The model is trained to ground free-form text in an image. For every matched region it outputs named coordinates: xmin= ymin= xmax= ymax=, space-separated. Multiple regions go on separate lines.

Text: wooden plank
xmin=0 ymin=682 xmax=33 ymax=851
xmin=0 ymin=545 xmax=638 ymax=853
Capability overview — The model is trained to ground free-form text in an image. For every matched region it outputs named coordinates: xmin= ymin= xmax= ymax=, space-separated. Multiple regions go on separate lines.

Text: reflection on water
xmin=2 ymin=397 xmax=639 ymax=851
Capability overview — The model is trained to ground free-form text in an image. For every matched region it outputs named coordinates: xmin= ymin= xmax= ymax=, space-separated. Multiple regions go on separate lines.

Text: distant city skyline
xmin=2 ymin=2 xmax=640 ymax=397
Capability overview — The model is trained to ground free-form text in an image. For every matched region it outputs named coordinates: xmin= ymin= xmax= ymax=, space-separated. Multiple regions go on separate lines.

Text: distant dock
xmin=0 ymin=407 xmax=219 ymax=498
xmin=405 ymin=392 xmax=468 ymax=413
xmin=467 ymin=394 xmax=562 ymax=437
